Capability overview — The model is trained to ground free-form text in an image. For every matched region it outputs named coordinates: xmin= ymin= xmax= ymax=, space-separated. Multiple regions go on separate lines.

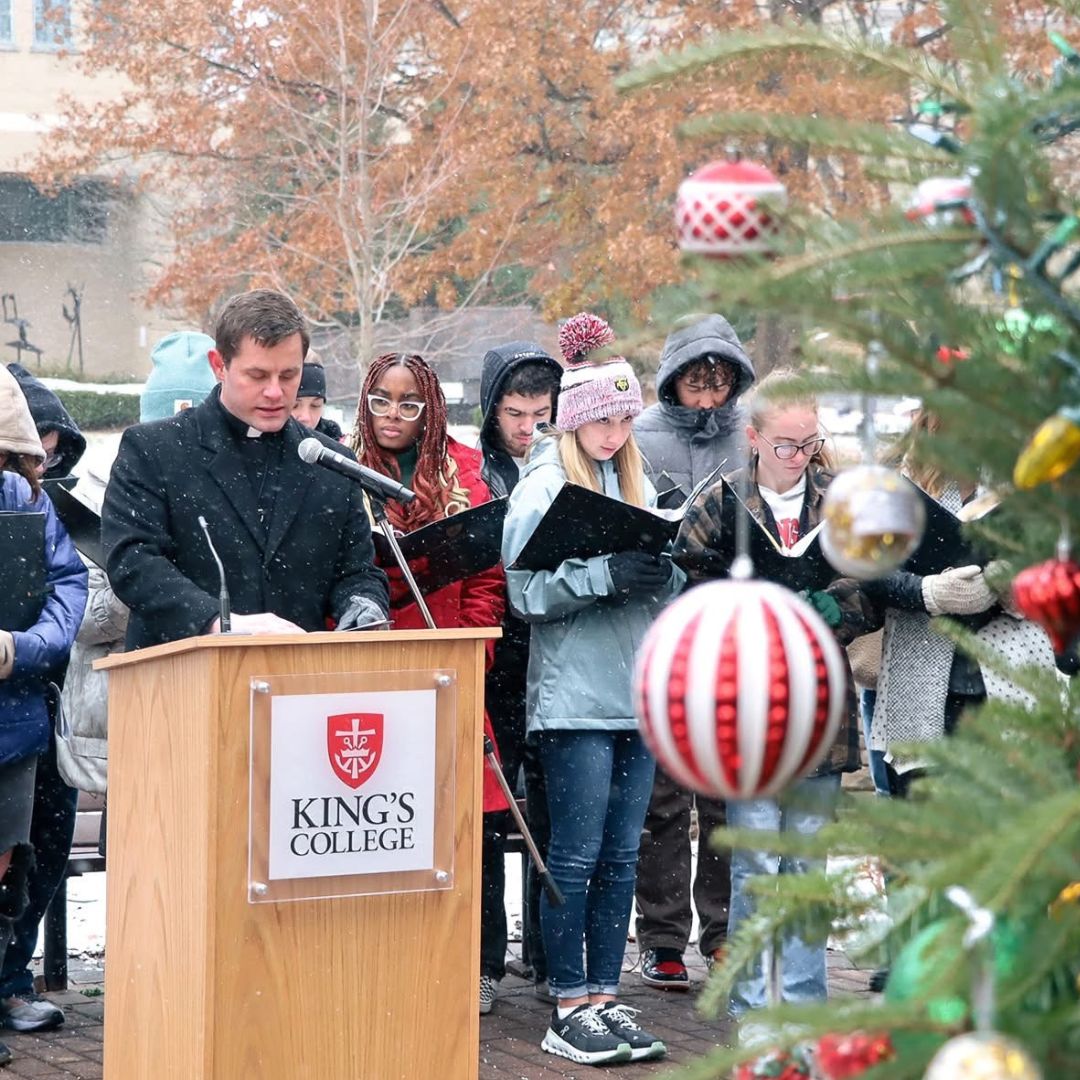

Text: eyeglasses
xmin=755 ymin=432 xmax=826 ymax=461
xmin=366 ymin=394 xmax=425 ymax=422
xmin=43 ymin=451 xmax=64 ymax=470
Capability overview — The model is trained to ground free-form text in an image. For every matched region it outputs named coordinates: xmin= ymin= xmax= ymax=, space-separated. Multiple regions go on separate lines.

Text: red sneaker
xmin=640 ymin=948 xmax=690 ymax=990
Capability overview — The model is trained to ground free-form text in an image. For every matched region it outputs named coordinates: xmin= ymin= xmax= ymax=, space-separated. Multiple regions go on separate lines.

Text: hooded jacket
xmin=501 ymin=436 xmax=685 ymax=734
xmin=633 ymin=315 xmax=755 ymax=500
xmin=0 ymin=472 xmax=88 ymax=766
xmin=7 ymin=363 xmax=86 ymax=480
xmin=478 ymin=341 xmax=562 ymax=499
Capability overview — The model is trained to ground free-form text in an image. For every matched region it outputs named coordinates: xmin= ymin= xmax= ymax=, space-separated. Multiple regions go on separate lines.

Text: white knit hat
xmin=554 ymin=312 xmax=643 ymax=431
xmin=0 ymin=365 xmax=44 ymax=461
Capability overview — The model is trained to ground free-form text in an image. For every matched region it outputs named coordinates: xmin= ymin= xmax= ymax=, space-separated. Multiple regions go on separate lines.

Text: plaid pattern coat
xmin=672 ymin=460 xmax=862 ymax=776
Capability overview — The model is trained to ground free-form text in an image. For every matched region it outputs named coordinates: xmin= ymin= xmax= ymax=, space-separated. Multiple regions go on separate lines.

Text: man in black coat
xmin=102 ymin=290 xmax=388 ymax=649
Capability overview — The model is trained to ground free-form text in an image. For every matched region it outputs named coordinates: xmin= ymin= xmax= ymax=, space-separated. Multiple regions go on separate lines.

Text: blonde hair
xmin=747 ymin=368 xmax=835 ymax=471
xmin=884 ymin=409 xmax=951 ymax=499
xmin=557 ymin=429 xmax=647 ymax=507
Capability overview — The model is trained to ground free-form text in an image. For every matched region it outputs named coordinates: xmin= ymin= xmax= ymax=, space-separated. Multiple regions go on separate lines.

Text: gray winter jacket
xmin=501 ymin=437 xmax=685 ymax=734
xmin=634 ymin=314 xmax=755 ymax=498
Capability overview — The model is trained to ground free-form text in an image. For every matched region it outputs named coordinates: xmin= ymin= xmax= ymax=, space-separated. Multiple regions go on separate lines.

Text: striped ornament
xmin=633 ymin=580 xmax=847 ymax=800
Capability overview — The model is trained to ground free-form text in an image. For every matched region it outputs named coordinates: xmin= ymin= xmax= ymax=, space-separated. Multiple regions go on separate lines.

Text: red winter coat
xmin=380 ymin=438 xmax=508 ymax=812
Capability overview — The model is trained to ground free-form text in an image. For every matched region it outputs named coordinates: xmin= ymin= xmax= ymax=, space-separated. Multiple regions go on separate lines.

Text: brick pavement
xmin=0 ymin=946 xmax=870 ymax=1078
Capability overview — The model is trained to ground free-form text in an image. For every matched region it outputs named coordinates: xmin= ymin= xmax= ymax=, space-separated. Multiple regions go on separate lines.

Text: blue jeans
xmin=726 ymin=774 xmax=841 ymax=1015
xmin=538 ymin=730 xmax=656 ymax=999
xmin=860 ymin=689 xmax=891 ymax=797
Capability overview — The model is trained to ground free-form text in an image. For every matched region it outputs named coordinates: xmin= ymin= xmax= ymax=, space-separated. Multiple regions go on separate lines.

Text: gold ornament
xmin=821 ymin=465 xmax=926 ymax=580
xmin=924 ymin=1032 xmax=1042 ymax=1080
xmin=1014 ymin=408 xmax=1080 ymax=489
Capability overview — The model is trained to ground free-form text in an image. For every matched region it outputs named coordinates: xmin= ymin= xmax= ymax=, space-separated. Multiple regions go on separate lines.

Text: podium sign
xmin=249 ymin=668 xmax=457 ymax=903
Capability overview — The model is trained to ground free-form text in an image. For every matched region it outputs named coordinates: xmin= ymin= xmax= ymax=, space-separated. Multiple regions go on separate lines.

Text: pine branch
xmin=942 ymin=0 xmax=1005 ymax=76
xmin=615 ymin=26 xmax=970 ymax=106
xmin=677 ymin=111 xmax=957 ymax=165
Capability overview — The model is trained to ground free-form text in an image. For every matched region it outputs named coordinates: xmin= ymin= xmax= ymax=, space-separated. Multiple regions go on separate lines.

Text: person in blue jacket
xmin=501 ymin=313 xmax=684 ymax=1067
xmin=0 ymin=365 xmax=87 ymax=1068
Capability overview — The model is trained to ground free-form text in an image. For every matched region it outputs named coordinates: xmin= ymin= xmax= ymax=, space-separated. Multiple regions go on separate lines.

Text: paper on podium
xmin=510 ymin=464 xmax=725 ymax=573
xmin=0 ymin=511 xmax=46 ymax=631
xmin=372 ymin=497 xmax=508 ymax=595
xmin=43 ymin=477 xmax=105 ymax=569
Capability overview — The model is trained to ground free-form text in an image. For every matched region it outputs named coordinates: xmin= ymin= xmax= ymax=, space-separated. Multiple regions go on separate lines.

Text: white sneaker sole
xmin=629 ymin=1041 xmax=667 ymax=1061
xmin=541 ymin=1029 xmax=633 ymax=1065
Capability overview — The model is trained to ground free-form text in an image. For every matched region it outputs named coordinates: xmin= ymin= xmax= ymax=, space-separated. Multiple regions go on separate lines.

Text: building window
xmin=0 ymin=0 xmax=12 ymax=44
xmin=34 ymin=0 xmax=73 ymax=48
xmin=0 ymin=177 xmax=111 ymax=244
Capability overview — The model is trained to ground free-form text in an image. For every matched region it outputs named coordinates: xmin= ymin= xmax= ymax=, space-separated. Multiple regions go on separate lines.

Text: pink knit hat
xmin=554 ymin=312 xmax=643 ymax=432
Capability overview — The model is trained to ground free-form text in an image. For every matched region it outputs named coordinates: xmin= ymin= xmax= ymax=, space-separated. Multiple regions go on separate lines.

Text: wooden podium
xmin=96 ymin=628 xmax=497 ymax=1080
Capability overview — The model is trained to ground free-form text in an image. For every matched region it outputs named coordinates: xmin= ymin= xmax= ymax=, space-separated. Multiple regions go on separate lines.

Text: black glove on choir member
xmin=607 ymin=551 xmax=671 ymax=597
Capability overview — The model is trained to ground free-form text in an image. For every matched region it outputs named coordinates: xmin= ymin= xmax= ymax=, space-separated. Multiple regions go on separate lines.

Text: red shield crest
xmin=327 ymin=712 xmax=384 ymax=789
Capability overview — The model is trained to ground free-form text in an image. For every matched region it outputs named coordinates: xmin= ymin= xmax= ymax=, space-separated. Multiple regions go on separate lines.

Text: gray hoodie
xmin=633 ymin=314 xmax=755 ymax=499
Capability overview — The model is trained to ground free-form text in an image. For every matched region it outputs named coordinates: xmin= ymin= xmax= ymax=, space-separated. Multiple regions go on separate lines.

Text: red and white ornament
xmin=674 ymin=160 xmax=787 ymax=258
xmin=1011 ymin=554 xmax=1080 ymax=653
xmin=633 ymin=580 xmax=847 ymax=800
xmin=905 ymin=176 xmax=975 ymax=227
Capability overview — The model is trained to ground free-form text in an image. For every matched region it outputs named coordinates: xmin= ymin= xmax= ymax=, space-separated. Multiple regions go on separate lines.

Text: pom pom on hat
xmin=555 ymin=311 xmax=643 ymax=431
xmin=141 ymin=331 xmax=218 ymax=422
xmin=559 ymin=312 xmax=615 ymax=364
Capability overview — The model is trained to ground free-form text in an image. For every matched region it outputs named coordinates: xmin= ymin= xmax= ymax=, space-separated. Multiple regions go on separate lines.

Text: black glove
xmin=607 ymin=551 xmax=671 ymax=598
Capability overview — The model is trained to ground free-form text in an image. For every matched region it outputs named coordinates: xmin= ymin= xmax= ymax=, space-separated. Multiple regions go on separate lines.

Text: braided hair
xmin=349 ymin=353 xmax=457 ymax=532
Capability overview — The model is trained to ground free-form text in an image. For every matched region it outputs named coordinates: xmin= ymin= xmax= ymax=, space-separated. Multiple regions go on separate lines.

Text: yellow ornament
xmin=821 ymin=465 xmax=926 ymax=580
xmin=924 ymin=1032 xmax=1042 ymax=1080
xmin=1014 ymin=409 xmax=1080 ymax=489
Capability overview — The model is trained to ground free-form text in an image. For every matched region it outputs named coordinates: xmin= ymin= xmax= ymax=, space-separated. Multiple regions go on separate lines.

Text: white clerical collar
xmin=246 ymin=426 xmax=263 ymax=438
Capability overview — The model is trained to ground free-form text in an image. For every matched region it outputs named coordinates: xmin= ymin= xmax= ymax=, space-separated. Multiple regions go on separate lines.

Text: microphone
xmin=297 ymin=437 xmax=416 ymax=504
xmin=197 ymin=515 xmax=232 ymax=634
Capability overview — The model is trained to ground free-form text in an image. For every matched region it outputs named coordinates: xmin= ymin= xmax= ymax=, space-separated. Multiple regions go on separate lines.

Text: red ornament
xmin=633 ymin=580 xmax=847 ymax=800
xmin=1012 ymin=555 xmax=1080 ymax=653
xmin=816 ymin=1031 xmax=895 ymax=1078
xmin=674 ymin=160 xmax=787 ymax=258
xmin=733 ymin=1047 xmax=813 ymax=1080
xmin=905 ymin=176 xmax=975 ymax=227
xmin=935 ymin=345 xmax=970 ymax=366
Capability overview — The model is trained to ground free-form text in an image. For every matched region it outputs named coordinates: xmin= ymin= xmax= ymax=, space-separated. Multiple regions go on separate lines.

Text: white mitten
xmin=921 ymin=565 xmax=995 ymax=617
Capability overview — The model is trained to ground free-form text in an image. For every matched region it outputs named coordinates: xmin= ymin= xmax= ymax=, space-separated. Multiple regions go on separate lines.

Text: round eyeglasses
xmin=367 ymin=394 xmax=426 ymax=422
xmin=756 ymin=433 xmax=826 ymax=461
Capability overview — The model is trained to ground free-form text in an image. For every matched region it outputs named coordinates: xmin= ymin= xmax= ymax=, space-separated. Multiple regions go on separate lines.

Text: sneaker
xmin=478 ymin=975 xmax=498 ymax=1016
xmin=541 ymin=1004 xmax=633 ymax=1066
xmin=0 ymin=995 xmax=64 ymax=1032
xmin=533 ymin=978 xmax=556 ymax=1005
xmin=869 ymin=967 xmax=889 ymax=993
xmin=706 ymin=946 xmax=727 ymax=972
xmin=640 ymin=947 xmax=689 ymax=990
xmin=596 ymin=1002 xmax=667 ymax=1061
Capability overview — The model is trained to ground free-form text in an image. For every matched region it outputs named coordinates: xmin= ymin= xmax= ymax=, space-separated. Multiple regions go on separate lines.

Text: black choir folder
xmin=510 ymin=465 xmax=725 ymax=574
xmin=43 ymin=478 xmax=105 ymax=570
xmin=702 ymin=479 xmax=833 ymax=592
xmin=0 ymin=512 xmax=47 ymax=631
xmin=372 ymin=497 xmax=508 ymax=595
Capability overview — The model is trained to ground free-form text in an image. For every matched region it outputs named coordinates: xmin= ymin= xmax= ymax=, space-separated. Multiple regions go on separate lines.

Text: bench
xmin=42 ymin=791 xmax=105 ymax=992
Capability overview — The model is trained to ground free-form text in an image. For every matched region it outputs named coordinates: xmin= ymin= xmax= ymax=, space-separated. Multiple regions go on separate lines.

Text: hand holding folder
xmin=510 ymin=464 xmax=726 ymax=573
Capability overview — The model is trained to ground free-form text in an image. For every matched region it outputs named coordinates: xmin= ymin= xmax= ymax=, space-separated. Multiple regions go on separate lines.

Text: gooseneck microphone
xmin=197 ymin=515 xmax=232 ymax=634
xmin=297 ymin=437 xmax=416 ymax=504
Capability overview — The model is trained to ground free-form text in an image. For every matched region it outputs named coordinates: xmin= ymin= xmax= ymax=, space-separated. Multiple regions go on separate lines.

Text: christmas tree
xmin=622 ymin=4 xmax=1080 ymax=1077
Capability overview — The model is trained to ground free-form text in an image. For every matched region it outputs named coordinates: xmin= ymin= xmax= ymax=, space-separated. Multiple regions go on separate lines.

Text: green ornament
xmin=884 ymin=917 xmax=1030 ymax=1059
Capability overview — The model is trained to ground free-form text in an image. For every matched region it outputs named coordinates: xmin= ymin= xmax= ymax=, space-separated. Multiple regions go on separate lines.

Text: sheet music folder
xmin=43 ymin=478 xmax=105 ymax=569
xmin=372 ymin=497 xmax=508 ymax=594
xmin=704 ymin=479 xmax=833 ymax=592
xmin=0 ymin=511 xmax=46 ymax=631
xmin=510 ymin=464 xmax=725 ymax=573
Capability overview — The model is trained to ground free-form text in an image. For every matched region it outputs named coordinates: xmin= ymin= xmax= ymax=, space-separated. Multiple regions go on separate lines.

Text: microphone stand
xmin=367 ymin=495 xmax=561 ymax=905
xmin=368 ymin=496 xmax=436 ymax=630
